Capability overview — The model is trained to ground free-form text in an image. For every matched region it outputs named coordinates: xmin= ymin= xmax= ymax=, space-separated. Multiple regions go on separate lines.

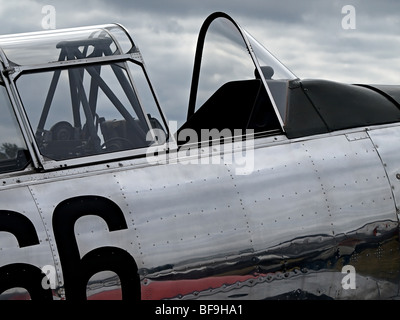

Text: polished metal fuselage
xmin=1 ymin=122 xmax=399 ymax=300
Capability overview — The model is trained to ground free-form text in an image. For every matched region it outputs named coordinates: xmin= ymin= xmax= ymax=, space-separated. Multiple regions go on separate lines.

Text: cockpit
xmin=0 ymin=24 xmax=168 ymax=171
xmin=180 ymin=12 xmax=298 ymax=138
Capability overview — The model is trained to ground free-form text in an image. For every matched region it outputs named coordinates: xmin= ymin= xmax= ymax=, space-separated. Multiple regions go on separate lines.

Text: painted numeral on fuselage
xmin=0 ymin=197 xmax=140 ymax=300
xmin=0 ymin=210 xmax=53 ymax=300
xmin=53 ymin=195 xmax=140 ymax=300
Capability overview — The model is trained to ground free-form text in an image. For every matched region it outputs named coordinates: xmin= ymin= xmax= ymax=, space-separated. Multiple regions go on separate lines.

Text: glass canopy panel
xmin=195 ymin=18 xmax=255 ymax=112
xmin=0 ymin=84 xmax=30 ymax=173
xmin=16 ymin=61 xmax=161 ymax=161
xmin=0 ymin=24 xmax=135 ymax=66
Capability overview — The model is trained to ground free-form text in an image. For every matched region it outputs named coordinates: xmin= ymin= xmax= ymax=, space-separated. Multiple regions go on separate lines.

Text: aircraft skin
xmin=0 ymin=12 xmax=399 ymax=300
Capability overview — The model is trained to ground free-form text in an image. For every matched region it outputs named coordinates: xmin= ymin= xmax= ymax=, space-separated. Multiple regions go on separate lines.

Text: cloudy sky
xmin=0 ymin=0 xmax=399 ymax=125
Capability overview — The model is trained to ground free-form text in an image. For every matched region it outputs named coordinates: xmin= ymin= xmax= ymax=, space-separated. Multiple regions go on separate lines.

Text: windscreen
xmin=245 ymin=31 xmax=297 ymax=119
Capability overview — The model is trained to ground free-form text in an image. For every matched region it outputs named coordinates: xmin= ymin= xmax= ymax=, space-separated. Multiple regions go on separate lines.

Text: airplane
xmin=0 ymin=11 xmax=399 ymax=300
